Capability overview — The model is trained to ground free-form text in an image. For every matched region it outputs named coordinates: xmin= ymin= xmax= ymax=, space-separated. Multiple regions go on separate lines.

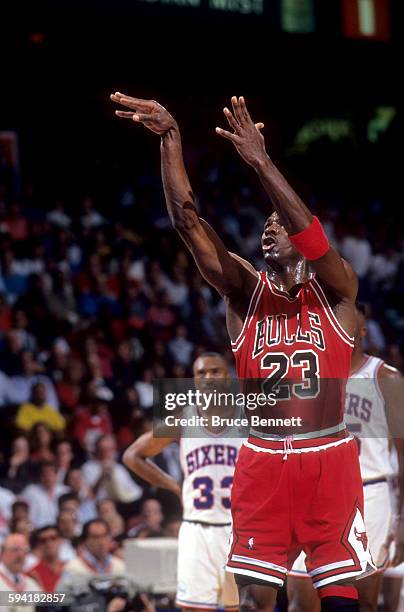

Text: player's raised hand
xmin=111 ymin=92 xmax=177 ymax=135
xmin=216 ymin=96 xmax=266 ymax=167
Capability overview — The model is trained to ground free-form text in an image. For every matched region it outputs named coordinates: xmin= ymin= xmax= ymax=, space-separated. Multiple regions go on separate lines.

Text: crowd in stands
xmin=0 ymin=139 xmax=403 ymax=596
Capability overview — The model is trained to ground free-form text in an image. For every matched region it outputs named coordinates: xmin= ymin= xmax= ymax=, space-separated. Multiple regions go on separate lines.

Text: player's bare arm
xmin=216 ymin=96 xmax=358 ymax=306
xmin=111 ymin=93 xmax=257 ymax=341
xmin=122 ymin=431 xmax=181 ymax=498
xmin=380 ymin=364 xmax=404 ymax=566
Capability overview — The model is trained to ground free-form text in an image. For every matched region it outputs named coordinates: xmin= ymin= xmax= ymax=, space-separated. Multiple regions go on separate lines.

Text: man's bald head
xmin=1 ymin=533 xmax=29 ymax=574
xmin=192 ymin=353 xmax=230 ymax=381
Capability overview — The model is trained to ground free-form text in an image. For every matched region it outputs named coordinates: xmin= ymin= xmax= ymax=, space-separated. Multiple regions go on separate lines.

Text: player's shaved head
xmin=192 ymin=353 xmax=230 ymax=380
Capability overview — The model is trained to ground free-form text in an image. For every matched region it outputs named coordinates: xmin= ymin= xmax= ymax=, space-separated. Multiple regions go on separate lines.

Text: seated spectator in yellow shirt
xmin=15 ymin=382 xmax=65 ymax=433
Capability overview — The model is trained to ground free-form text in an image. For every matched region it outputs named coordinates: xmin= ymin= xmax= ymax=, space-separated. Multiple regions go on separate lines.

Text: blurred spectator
xmin=0 ymin=250 xmax=27 ymax=302
xmin=97 ymin=499 xmax=125 ymax=539
xmin=193 ymin=296 xmax=226 ymax=348
xmin=28 ymin=423 xmax=55 ymax=462
xmin=0 ymin=487 xmax=16 ymax=544
xmin=161 ymin=267 xmax=189 ymax=308
xmin=127 ymin=499 xmax=164 ymax=538
xmin=11 ymin=309 xmax=37 ymax=353
xmin=10 ymin=502 xmax=30 ymax=524
xmin=8 ymin=351 xmax=59 ymax=409
xmin=22 ymin=461 xmax=69 ymax=528
xmin=82 ymin=434 xmax=142 ymax=503
xmin=46 ymin=201 xmax=71 ymax=229
xmin=146 ymin=290 xmax=177 ymax=341
xmin=9 ymin=515 xmax=34 ymax=543
xmin=15 ymin=382 xmax=65 ymax=433
xmin=59 ymin=481 xmax=97 ymax=524
xmin=134 ymin=369 xmax=154 ymax=410
xmin=55 ymin=439 xmax=74 ymax=484
xmin=27 ymin=525 xmax=65 ymax=592
xmin=56 ymin=510 xmax=80 ymax=562
xmin=45 ymin=270 xmax=78 ymax=326
xmin=0 ymin=435 xmax=37 ymax=493
xmin=362 ymin=306 xmax=386 ymax=356
xmin=340 ymin=224 xmax=372 ymax=279
xmin=168 ymin=324 xmax=194 ymax=366
xmin=112 ymin=340 xmax=138 ymax=393
xmin=0 ymin=370 xmax=13 ymax=407
xmin=72 ymin=393 xmax=113 ymax=454
xmin=56 ymin=519 xmax=125 ymax=591
xmin=3 ymin=204 xmax=28 ymax=241
xmin=80 ymin=197 xmax=105 ymax=229
xmin=55 ymin=358 xmax=84 ymax=412
xmin=0 ymin=293 xmax=12 ymax=331
xmin=0 ymin=533 xmax=39 ymax=611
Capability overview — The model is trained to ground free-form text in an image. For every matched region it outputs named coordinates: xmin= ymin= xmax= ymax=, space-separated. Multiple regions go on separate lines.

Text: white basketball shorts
xmin=176 ymin=521 xmax=239 ymax=610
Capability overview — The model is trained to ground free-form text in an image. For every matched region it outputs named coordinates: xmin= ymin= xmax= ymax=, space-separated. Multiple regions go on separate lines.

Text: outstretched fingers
xmin=115 ymin=111 xmax=136 ymax=119
xmin=215 ymin=127 xmax=241 ymax=144
xmin=223 ymin=107 xmax=239 ymax=132
xmin=132 ymin=112 xmax=155 ymax=123
xmin=110 ymin=93 xmax=155 ymax=112
xmin=231 ymin=96 xmax=244 ymax=124
xmin=238 ymin=96 xmax=252 ymax=122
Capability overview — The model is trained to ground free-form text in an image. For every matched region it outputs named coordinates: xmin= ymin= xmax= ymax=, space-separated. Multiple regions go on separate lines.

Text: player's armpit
xmin=310 ymin=250 xmax=358 ymax=301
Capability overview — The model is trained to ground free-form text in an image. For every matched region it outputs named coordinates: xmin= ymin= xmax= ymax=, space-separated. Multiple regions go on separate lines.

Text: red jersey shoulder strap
xmin=309 ymin=277 xmax=355 ymax=348
xmin=231 ymin=272 xmax=265 ymax=353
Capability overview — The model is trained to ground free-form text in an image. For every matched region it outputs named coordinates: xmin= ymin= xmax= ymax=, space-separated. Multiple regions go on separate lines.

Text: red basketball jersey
xmin=232 ymin=271 xmax=354 ymax=433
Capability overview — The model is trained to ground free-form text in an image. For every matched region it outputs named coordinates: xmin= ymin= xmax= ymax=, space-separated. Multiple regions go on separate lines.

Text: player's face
xmin=193 ymin=356 xmax=230 ymax=391
xmin=261 ymin=212 xmax=300 ymax=265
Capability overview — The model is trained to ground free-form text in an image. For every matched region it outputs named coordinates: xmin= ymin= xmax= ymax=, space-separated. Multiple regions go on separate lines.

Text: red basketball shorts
xmin=226 ymin=434 xmax=376 ymax=589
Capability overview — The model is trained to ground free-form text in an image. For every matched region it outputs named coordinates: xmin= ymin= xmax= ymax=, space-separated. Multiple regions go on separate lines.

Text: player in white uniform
xmin=381 ymin=447 xmax=404 ymax=612
xmin=286 ymin=304 xmax=404 ymax=612
xmin=123 ymin=353 xmax=244 ymax=611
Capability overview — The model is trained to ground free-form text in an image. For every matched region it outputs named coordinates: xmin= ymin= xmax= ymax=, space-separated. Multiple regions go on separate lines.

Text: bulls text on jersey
xmin=252 ymin=312 xmax=326 ymax=359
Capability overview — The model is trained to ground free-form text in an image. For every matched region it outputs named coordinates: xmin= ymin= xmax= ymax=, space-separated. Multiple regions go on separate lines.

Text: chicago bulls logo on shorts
xmin=354 ymin=526 xmax=368 ymax=552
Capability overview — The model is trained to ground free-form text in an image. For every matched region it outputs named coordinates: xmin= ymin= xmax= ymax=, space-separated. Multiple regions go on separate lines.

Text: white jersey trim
xmin=310 ymin=278 xmax=354 ymax=348
xmin=231 ymin=555 xmax=287 ymax=573
xmin=175 ymin=599 xmax=218 ymax=610
xmin=310 ymin=559 xmax=354 ymax=577
xmin=313 ymin=569 xmax=367 ymax=589
xmin=231 ymin=273 xmax=264 ymax=353
xmin=244 ymin=436 xmax=353 ymax=455
xmin=225 ymin=566 xmax=284 ymax=587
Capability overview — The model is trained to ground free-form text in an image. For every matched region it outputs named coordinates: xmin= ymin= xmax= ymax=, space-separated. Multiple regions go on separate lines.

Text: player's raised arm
xmin=216 ymin=95 xmax=358 ymax=302
xmin=122 ymin=431 xmax=181 ymax=498
xmin=110 ymin=93 xmax=257 ymax=303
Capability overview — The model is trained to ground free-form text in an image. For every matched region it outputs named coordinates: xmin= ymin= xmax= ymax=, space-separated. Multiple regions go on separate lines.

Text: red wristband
xmin=289 ymin=216 xmax=329 ymax=261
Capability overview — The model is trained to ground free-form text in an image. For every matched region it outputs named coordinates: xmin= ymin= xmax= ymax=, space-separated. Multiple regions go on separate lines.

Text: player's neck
xmin=267 ymin=258 xmax=309 ymax=293
xmin=350 ymin=350 xmax=368 ymax=374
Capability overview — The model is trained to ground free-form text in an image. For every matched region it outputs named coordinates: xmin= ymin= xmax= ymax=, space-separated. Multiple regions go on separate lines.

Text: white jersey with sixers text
xmin=179 ymin=406 xmax=244 ymax=525
xmin=345 ymin=355 xmax=393 ymax=481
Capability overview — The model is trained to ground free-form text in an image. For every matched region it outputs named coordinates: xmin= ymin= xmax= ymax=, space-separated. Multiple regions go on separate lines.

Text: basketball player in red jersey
xmin=111 ymin=93 xmax=375 ymax=611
